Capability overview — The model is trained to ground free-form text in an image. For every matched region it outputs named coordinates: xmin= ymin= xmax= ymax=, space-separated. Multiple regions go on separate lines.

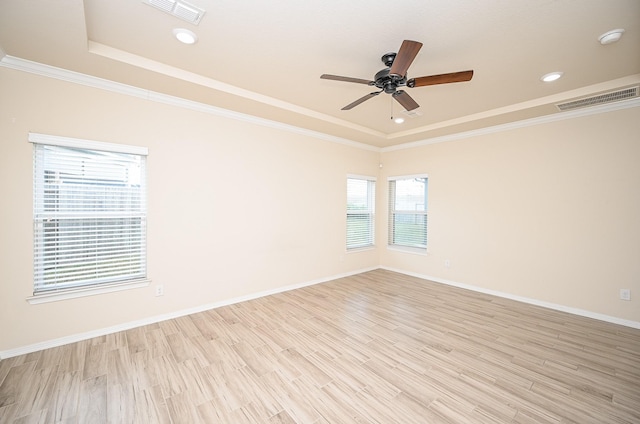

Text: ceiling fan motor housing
xmin=374 ymin=68 xmax=408 ymax=93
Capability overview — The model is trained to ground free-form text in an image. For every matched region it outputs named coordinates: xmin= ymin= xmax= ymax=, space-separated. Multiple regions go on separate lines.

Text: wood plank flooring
xmin=1 ymin=269 xmax=639 ymax=423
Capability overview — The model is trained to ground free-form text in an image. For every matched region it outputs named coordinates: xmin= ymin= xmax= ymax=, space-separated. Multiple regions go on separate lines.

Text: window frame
xmin=388 ymin=174 xmax=428 ymax=253
xmin=27 ymin=133 xmax=150 ymax=304
xmin=346 ymin=174 xmax=376 ymax=251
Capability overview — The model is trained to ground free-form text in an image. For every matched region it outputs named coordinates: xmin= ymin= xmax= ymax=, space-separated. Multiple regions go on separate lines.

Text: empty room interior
xmin=0 ymin=0 xmax=639 ymax=423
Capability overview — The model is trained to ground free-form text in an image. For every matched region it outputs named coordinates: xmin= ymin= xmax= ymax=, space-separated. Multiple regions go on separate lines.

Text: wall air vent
xmin=556 ymin=86 xmax=639 ymax=111
xmin=144 ymin=0 xmax=205 ymax=25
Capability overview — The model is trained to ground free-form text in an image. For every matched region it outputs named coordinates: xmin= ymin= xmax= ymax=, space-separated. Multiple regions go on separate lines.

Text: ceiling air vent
xmin=556 ymin=86 xmax=639 ymax=111
xmin=403 ymin=110 xmax=423 ymax=118
xmin=144 ymin=0 xmax=205 ymax=25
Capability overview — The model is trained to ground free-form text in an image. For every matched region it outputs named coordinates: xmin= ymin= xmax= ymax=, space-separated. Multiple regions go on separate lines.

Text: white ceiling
xmin=1 ymin=0 xmax=638 ymax=148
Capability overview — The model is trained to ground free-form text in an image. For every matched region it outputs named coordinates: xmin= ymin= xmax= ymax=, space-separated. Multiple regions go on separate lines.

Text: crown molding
xmin=382 ymin=95 xmax=640 ymax=152
xmin=0 ymin=54 xmax=380 ymax=152
xmin=2 ymin=54 xmax=637 ymax=154
xmin=388 ymin=74 xmax=640 ymax=140
xmin=88 ymin=41 xmax=385 ymax=141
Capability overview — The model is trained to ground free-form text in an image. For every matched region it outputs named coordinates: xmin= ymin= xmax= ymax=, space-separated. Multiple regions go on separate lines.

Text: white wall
xmin=1 ymin=64 xmax=638 ymax=356
xmin=379 ymin=107 xmax=640 ymax=323
xmin=0 ymin=67 xmax=380 ymax=353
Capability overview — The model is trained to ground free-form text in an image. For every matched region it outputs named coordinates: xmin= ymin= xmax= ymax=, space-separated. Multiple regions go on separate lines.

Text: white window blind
xmin=388 ymin=175 xmax=428 ymax=249
xmin=32 ymin=136 xmax=147 ymax=294
xmin=347 ymin=176 xmax=376 ymax=250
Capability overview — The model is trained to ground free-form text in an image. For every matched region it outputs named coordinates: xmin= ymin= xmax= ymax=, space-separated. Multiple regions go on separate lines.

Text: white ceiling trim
xmin=88 ymin=41 xmax=386 ymax=139
xmin=2 ymin=54 xmax=637 ymax=155
xmin=382 ymin=95 xmax=640 ymax=152
xmin=87 ymin=43 xmax=640 ymax=143
xmin=389 ymin=75 xmax=640 ymax=140
xmin=0 ymin=54 xmax=379 ymax=152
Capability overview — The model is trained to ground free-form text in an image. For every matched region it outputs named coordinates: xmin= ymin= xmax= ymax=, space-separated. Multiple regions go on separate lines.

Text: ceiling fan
xmin=321 ymin=40 xmax=473 ymax=111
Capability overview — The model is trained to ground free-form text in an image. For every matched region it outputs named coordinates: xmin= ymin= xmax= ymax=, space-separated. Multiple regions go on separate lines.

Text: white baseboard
xmin=380 ymin=266 xmax=640 ymax=330
xmin=0 ymin=266 xmax=377 ymax=359
xmin=3 ymin=265 xmax=637 ymax=359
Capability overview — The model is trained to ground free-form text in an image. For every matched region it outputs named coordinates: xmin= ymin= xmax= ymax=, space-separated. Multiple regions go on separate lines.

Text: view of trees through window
xmin=389 ymin=176 xmax=428 ymax=249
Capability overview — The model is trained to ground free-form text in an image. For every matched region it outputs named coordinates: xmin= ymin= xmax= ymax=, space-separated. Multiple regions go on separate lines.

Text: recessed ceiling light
xmin=394 ymin=117 xmax=405 ymax=124
xmin=598 ymin=29 xmax=624 ymax=45
xmin=541 ymin=72 xmax=563 ymax=83
xmin=173 ymin=28 xmax=197 ymax=44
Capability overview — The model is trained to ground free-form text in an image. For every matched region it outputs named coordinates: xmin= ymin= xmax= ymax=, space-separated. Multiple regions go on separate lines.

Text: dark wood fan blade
xmin=408 ymin=70 xmax=474 ymax=87
xmin=392 ymin=90 xmax=419 ymax=111
xmin=321 ymin=74 xmax=374 ymax=85
xmin=389 ymin=40 xmax=423 ymax=78
xmin=342 ymin=91 xmax=381 ymax=110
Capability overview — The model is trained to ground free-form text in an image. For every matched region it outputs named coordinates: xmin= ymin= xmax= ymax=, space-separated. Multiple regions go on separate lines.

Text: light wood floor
xmin=1 ymin=269 xmax=639 ymax=423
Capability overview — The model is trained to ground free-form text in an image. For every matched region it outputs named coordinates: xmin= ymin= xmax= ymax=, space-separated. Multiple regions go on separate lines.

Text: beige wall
xmin=1 ymin=65 xmax=639 ymax=355
xmin=380 ymin=107 xmax=640 ymax=322
xmin=0 ymin=68 xmax=380 ymax=353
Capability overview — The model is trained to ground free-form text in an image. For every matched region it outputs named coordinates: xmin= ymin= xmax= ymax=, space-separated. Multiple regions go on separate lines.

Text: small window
xmin=31 ymin=133 xmax=148 ymax=295
xmin=388 ymin=175 xmax=428 ymax=250
xmin=347 ymin=176 xmax=376 ymax=250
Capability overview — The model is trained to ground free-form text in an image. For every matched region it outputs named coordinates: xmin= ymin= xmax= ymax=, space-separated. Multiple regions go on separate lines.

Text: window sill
xmin=387 ymin=245 xmax=428 ymax=256
xmin=346 ymin=245 xmax=376 ymax=253
xmin=26 ymin=279 xmax=151 ymax=304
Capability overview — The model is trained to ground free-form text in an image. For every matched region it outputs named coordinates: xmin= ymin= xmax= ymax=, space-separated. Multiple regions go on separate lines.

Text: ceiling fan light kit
xmin=541 ymin=71 xmax=563 ymax=82
xmin=321 ymin=40 xmax=474 ymax=113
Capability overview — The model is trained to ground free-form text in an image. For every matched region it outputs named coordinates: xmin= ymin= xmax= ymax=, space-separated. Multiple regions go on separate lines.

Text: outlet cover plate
xmin=620 ymin=289 xmax=631 ymax=301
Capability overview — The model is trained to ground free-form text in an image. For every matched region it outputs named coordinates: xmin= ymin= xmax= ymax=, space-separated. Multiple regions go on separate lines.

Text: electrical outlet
xmin=444 ymin=260 xmax=451 ymax=268
xmin=155 ymin=285 xmax=164 ymax=297
xmin=620 ymin=289 xmax=630 ymax=301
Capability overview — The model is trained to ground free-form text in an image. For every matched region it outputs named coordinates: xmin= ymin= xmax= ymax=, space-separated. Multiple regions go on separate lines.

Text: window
xmin=388 ymin=175 xmax=428 ymax=250
xmin=31 ymin=133 xmax=148 ymax=296
xmin=347 ymin=176 xmax=376 ymax=250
